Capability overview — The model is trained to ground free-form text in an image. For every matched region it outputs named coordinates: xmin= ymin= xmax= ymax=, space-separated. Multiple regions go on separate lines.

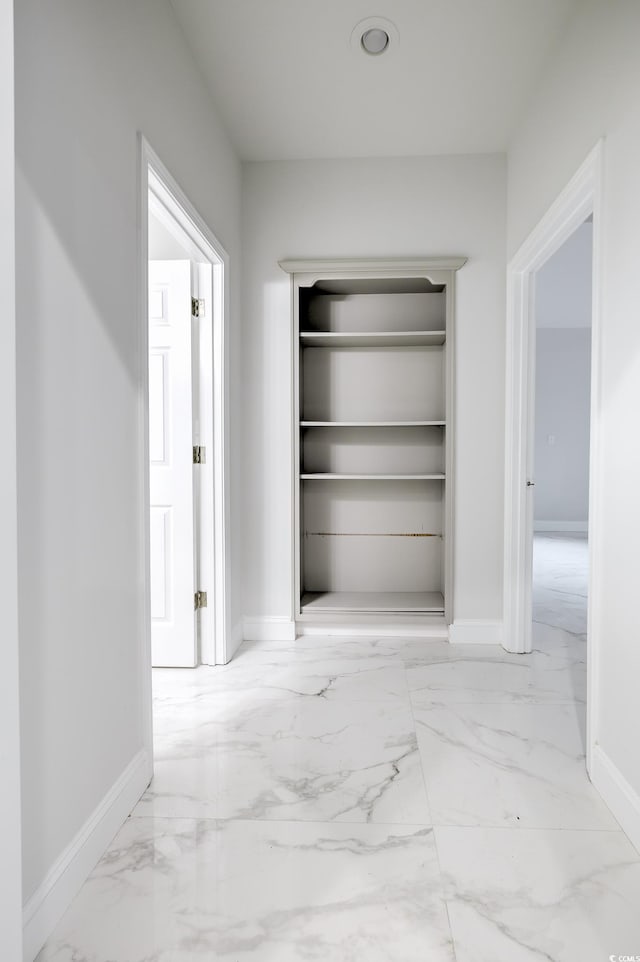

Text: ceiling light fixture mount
xmin=361 ymin=27 xmax=389 ymax=56
xmin=350 ymin=17 xmax=399 ymax=58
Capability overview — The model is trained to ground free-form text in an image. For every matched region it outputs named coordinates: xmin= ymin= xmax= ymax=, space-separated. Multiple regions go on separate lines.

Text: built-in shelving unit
xmin=280 ymin=258 xmax=466 ymax=628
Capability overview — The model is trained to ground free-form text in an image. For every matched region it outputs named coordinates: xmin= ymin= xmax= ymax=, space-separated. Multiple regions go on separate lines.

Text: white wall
xmin=534 ymin=329 xmax=591 ymax=524
xmin=534 ymin=221 xmax=592 ymax=527
xmin=536 ymin=221 xmax=593 ymax=329
xmin=0 ymin=0 xmax=24 ymax=956
xmin=242 ymin=155 xmax=506 ymax=628
xmin=508 ymin=0 xmax=640 ymax=841
xmin=14 ymin=0 xmax=242 ymax=940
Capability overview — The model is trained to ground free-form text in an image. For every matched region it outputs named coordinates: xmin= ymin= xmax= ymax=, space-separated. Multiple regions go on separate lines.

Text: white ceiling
xmin=169 ymin=0 xmax=579 ymax=161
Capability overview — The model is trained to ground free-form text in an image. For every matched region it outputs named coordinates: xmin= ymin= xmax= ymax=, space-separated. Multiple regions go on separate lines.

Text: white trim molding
xmin=279 ymin=257 xmax=467 ymax=276
xmin=0 ymin=0 xmax=23 ymax=956
xmin=448 ymin=620 xmax=503 ymax=645
xmin=243 ymin=617 xmax=297 ymax=643
xmin=22 ymin=749 xmax=150 ymax=962
xmin=503 ymin=140 xmax=603 ymax=658
xmin=591 ymin=745 xmax=640 ymax=855
xmin=534 ymin=520 xmax=589 ymax=533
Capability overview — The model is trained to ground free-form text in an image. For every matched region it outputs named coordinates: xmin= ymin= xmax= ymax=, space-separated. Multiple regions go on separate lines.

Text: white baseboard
xmin=22 ymin=748 xmax=151 ymax=962
xmin=448 ymin=620 xmax=503 ymax=645
xmin=243 ymin=616 xmax=297 ymax=642
xmin=591 ymin=744 xmax=640 ymax=854
xmin=534 ymin=520 xmax=588 ymax=532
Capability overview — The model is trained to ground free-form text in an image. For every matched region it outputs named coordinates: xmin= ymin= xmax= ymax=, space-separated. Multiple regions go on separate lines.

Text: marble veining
xmin=406 ymin=636 xmax=587 ymax=706
xmin=153 ymin=650 xmax=411 ymax=703
xmin=135 ymin=694 xmax=431 ymax=824
xmin=436 ymin=826 xmax=640 ymax=962
xmin=413 ymin=700 xmax=616 ymax=829
xmin=533 ymin=533 xmax=589 ymax=635
xmin=37 ymin=818 xmax=455 ymax=961
xmin=38 ymin=530 xmax=640 ymax=961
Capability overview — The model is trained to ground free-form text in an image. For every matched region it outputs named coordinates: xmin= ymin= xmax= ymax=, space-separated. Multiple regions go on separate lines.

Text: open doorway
xmin=503 ymin=142 xmax=603 ymax=776
xmin=532 ymin=220 xmax=592 ymax=646
xmin=138 ymin=137 xmax=232 ymax=754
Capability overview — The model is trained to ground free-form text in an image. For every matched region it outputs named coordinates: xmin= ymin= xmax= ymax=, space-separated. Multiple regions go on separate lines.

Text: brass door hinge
xmin=193 ymin=445 xmax=206 ymax=464
xmin=191 ymin=296 xmax=205 ymax=317
xmin=194 ymin=590 xmax=208 ymax=610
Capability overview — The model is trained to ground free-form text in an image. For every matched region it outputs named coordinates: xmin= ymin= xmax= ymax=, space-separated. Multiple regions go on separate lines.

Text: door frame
xmin=0 ymin=0 xmax=23 ymax=955
xmin=503 ymin=140 xmax=604 ymax=772
xmin=137 ymin=135 xmax=231 ymax=745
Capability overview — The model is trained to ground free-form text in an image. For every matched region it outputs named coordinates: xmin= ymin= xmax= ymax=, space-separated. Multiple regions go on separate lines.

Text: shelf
xmin=299 ymin=331 xmax=446 ymax=348
xmin=300 ymin=473 xmax=445 ymax=481
xmin=301 ymin=591 xmax=445 ymax=614
xmin=300 ymin=420 xmax=445 ymax=428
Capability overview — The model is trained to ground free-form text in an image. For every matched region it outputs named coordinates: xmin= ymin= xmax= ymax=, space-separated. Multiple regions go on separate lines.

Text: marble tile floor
xmin=533 ymin=531 xmax=589 ymax=637
xmin=38 ymin=535 xmax=640 ymax=961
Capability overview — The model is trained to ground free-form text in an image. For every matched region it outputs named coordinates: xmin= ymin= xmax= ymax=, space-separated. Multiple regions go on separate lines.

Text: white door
xmin=148 ymin=260 xmax=196 ymax=667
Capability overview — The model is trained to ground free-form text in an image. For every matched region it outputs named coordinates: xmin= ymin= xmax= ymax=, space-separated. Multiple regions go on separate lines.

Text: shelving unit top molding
xmin=279 ymin=257 xmax=467 ymax=290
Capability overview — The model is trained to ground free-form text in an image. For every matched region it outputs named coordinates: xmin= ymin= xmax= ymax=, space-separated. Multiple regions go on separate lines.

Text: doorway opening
xmin=532 ymin=219 xmax=593 ymax=711
xmin=503 ymin=142 xmax=603 ymax=774
xmin=138 ymin=137 xmax=231 ymax=755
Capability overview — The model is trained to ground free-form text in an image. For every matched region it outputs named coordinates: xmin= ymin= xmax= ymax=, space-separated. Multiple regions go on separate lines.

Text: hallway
xmin=38 ymin=540 xmax=640 ymax=960
xmin=533 ymin=531 xmax=589 ymax=636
